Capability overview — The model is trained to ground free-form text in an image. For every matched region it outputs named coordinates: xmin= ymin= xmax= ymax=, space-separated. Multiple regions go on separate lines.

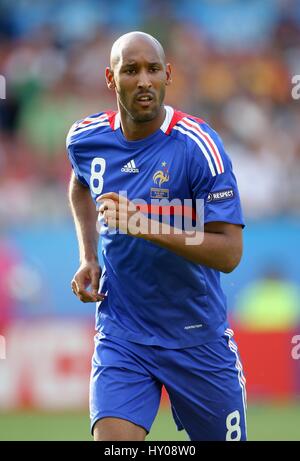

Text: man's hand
xmin=97 ymin=192 xmax=149 ymax=235
xmin=71 ymin=261 xmax=105 ymax=303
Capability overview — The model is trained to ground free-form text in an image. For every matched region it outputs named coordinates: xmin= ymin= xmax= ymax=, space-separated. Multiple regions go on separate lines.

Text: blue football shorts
xmin=89 ymin=329 xmax=247 ymax=441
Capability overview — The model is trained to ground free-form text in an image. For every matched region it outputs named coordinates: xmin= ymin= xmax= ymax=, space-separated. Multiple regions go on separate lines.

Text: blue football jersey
xmin=67 ymin=106 xmax=244 ymax=348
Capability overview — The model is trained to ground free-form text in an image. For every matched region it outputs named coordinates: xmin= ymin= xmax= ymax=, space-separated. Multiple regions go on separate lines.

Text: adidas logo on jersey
xmin=121 ymin=160 xmax=139 ymax=173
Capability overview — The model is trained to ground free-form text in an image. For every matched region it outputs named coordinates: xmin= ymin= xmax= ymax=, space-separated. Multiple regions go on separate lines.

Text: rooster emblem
xmin=153 ymin=162 xmax=169 ymax=187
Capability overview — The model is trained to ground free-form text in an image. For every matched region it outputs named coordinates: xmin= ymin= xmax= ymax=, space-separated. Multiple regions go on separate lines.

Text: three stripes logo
xmin=121 ymin=159 xmax=139 ymax=173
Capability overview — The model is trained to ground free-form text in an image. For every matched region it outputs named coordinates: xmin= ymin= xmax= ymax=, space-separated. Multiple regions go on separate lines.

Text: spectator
xmin=233 ymin=268 xmax=300 ymax=331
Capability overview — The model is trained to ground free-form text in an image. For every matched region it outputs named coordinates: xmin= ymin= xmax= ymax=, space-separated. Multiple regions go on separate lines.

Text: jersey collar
xmin=113 ymin=105 xmax=174 ymax=133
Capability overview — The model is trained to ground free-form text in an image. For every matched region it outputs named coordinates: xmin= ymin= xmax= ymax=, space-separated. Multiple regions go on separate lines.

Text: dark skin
xmin=105 ymin=32 xmax=172 ymax=140
xmin=69 ymin=32 xmax=243 ymax=441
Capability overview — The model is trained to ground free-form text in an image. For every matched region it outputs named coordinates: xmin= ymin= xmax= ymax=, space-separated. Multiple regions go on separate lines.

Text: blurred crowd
xmin=1 ymin=0 xmax=300 ymax=225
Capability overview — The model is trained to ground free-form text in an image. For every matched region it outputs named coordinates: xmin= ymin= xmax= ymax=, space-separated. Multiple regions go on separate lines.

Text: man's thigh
xmin=90 ymin=335 xmax=162 ymax=438
xmin=93 ymin=417 xmax=147 ymax=441
xmin=162 ymin=333 xmax=247 ymax=441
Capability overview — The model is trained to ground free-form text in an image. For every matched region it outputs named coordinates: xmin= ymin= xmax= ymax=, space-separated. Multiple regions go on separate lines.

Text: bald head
xmin=105 ymin=31 xmax=171 ymax=129
xmin=110 ymin=31 xmax=166 ymax=69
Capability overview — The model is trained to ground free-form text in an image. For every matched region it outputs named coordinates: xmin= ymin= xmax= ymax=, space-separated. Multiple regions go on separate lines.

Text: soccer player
xmin=67 ymin=31 xmax=246 ymax=441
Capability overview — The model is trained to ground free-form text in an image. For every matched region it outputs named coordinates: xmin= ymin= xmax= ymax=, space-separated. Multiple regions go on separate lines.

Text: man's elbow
xmin=220 ymin=248 xmax=243 ymax=273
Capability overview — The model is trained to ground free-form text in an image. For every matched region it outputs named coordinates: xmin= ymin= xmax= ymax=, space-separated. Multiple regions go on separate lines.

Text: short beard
xmin=130 ymin=108 xmax=160 ymax=123
xmin=117 ymin=88 xmax=165 ymax=124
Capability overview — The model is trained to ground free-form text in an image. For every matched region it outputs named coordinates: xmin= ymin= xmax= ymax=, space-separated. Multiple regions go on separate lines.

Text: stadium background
xmin=0 ymin=0 xmax=300 ymax=440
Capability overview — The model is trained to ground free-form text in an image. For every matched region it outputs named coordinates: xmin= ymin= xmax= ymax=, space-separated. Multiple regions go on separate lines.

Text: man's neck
xmin=118 ymin=106 xmax=166 ymax=141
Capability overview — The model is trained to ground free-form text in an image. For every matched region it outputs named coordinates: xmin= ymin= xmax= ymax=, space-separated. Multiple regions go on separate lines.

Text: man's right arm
xmin=68 ymin=172 xmax=104 ymax=303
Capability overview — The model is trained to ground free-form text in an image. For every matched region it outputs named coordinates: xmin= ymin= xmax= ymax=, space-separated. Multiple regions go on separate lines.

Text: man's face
xmin=107 ymin=39 xmax=171 ymax=123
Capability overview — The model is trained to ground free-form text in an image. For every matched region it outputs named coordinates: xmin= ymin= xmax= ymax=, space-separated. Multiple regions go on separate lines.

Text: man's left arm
xmin=97 ymin=192 xmax=243 ymax=273
xmin=142 ymin=219 xmax=243 ymax=273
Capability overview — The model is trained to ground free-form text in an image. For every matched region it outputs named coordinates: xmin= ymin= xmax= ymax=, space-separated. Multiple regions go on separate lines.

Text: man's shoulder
xmin=169 ymin=108 xmax=216 ymax=141
xmin=169 ymin=108 xmax=227 ymax=177
xmin=66 ymin=110 xmax=117 ymax=147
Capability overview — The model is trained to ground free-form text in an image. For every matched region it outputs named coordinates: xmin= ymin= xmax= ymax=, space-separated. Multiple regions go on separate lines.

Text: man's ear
xmin=165 ymin=63 xmax=172 ymax=86
xmin=105 ymin=67 xmax=115 ymax=89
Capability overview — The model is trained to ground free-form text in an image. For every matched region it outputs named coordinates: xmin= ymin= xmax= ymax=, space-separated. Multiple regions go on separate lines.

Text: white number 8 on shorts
xmin=226 ymin=410 xmax=241 ymax=441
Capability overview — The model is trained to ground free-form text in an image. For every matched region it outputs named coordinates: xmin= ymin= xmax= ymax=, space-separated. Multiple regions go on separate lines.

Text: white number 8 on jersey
xmin=90 ymin=158 xmax=106 ymax=195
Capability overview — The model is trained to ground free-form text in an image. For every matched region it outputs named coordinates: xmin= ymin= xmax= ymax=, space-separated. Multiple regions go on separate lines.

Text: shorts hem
xmin=90 ymin=412 xmax=150 ymax=436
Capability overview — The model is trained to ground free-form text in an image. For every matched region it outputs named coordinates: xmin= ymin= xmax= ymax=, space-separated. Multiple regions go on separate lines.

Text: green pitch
xmin=0 ymin=403 xmax=299 ymax=441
